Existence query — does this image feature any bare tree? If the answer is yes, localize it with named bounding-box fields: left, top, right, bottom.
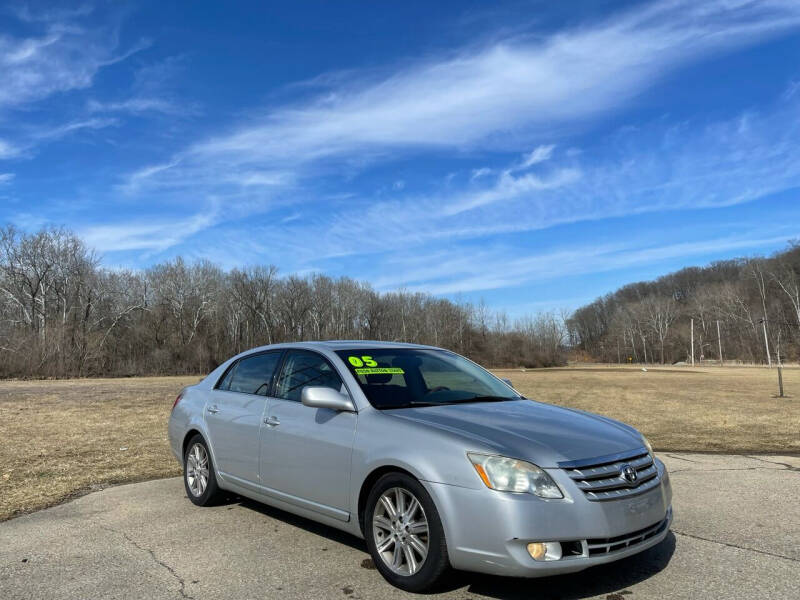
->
left=771, top=242, right=800, bottom=336
left=643, top=296, right=676, bottom=364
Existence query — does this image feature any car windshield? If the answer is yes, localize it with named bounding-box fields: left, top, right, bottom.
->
left=335, top=348, right=521, bottom=410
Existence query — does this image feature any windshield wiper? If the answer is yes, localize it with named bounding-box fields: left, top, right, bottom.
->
left=380, top=396, right=520, bottom=410
left=450, top=395, right=517, bottom=404
left=381, top=401, right=441, bottom=410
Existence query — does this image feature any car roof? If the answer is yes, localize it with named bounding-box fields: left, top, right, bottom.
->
left=313, top=340, right=439, bottom=350
left=239, top=340, right=443, bottom=356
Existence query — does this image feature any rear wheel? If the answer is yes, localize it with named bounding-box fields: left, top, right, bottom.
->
left=365, top=472, right=450, bottom=592
left=183, top=434, right=222, bottom=506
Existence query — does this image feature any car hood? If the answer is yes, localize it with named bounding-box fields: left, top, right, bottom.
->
left=387, top=399, right=643, bottom=467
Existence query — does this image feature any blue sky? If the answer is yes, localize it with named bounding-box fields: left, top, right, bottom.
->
left=1, top=0, right=800, bottom=316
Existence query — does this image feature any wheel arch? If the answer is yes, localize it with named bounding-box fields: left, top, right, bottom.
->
left=357, top=465, right=419, bottom=536
left=182, top=429, right=204, bottom=461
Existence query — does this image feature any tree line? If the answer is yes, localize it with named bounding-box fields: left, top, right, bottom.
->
left=567, top=242, right=800, bottom=365
left=0, top=225, right=567, bottom=378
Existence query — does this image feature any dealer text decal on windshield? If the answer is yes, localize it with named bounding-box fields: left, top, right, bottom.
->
left=354, top=367, right=405, bottom=375
left=348, top=355, right=404, bottom=375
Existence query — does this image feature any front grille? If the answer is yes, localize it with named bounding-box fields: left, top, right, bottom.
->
left=561, top=448, right=659, bottom=501
left=586, top=513, right=670, bottom=555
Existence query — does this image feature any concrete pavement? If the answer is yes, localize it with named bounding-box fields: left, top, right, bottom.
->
left=1, top=453, right=798, bottom=599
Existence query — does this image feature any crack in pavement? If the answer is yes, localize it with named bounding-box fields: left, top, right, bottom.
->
left=668, top=466, right=788, bottom=474
left=665, top=455, right=799, bottom=474
left=746, top=455, right=800, bottom=473
left=672, top=530, right=799, bottom=563
left=663, top=453, right=699, bottom=463
left=100, top=525, right=193, bottom=599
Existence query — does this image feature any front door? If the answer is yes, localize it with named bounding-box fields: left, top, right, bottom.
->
left=204, top=350, right=283, bottom=485
left=259, top=350, right=357, bottom=521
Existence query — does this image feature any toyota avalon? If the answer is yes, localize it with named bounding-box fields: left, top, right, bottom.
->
left=168, top=341, right=672, bottom=591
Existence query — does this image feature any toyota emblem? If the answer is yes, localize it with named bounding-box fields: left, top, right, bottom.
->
left=620, top=464, right=638, bottom=484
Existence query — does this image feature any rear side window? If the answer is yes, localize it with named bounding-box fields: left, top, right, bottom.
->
left=217, top=363, right=237, bottom=390
left=220, top=352, right=282, bottom=396
left=274, top=350, right=344, bottom=402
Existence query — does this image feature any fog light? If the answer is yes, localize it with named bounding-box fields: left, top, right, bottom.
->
left=527, top=542, right=546, bottom=560
left=526, top=541, right=563, bottom=561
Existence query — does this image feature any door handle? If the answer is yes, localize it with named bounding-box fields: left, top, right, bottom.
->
left=207, top=405, right=220, bottom=414
left=264, top=416, right=280, bottom=427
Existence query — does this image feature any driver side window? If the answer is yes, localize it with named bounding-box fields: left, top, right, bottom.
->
left=274, top=350, right=344, bottom=402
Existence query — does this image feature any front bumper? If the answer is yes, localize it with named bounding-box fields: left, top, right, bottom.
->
left=425, top=458, right=673, bottom=577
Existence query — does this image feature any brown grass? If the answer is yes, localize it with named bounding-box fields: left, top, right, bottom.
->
left=0, top=376, right=198, bottom=522
left=1, top=366, right=797, bottom=521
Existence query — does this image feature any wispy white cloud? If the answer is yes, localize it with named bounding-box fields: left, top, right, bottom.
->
left=87, top=97, right=179, bottom=115
left=32, top=117, right=117, bottom=141
left=518, top=145, right=555, bottom=169
left=281, top=212, right=301, bottom=224
left=127, top=0, right=800, bottom=192
left=119, top=159, right=185, bottom=195
left=86, top=55, right=197, bottom=117
left=0, top=6, right=148, bottom=165
left=223, top=90, right=800, bottom=269
left=0, top=118, right=117, bottom=161
left=0, top=173, right=14, bottom=184
left=7, top=0, right=797, bottom=296
left=0, top=139, right=22, bottom=159
left=120, top=159, right=292, bottom=196
left=80, top=208, right=219, bottom=253
left=11, top=3, right=94, bottom=24
left=442, top=167, right=581, bottom=216
left=783, top=79, right=800, bottom=100
left=0, top=24, right=148, bottom=112
left=373, top=234, right=796, bottom=295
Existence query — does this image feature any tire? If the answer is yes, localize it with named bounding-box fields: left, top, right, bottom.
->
left=364, top=472, right=450, bottom=592
left=183, top=434, right=223, bottom=506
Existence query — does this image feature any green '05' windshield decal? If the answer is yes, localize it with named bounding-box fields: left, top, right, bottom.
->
left=348, top=355, right=377, bottom=367
left=354, top=367, right=404, bottom=375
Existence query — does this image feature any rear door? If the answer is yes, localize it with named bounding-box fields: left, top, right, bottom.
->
left=204, top=350, right=283, bottom=485
left=259, top=350, right=357, bottom=520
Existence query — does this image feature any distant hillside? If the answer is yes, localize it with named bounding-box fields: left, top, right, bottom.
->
left=567, top=242, right=800, bottom=364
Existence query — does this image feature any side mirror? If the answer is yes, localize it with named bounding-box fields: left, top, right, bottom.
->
left=501, top=378, right=513, bottom=387
left=301, top=386, right=356, bottom=412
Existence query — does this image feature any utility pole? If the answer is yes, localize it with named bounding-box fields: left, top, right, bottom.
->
left=760, top=317, right=772, bottom=368
left=776, top=329, right=784, bottom=398
left=716, top=320, right=723, bottom=366
left=690, top=318, right=695, bottom=366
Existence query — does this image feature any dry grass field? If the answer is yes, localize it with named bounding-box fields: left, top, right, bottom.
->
left=0, top=376, right=197, bottom=522
left=1, top=365, right=797, bottom=521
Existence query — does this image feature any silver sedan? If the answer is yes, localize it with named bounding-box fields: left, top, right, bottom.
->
left=168, top=341, right=672, bottom=592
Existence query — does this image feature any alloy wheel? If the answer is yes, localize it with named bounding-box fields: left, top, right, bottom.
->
left=372, top=487, right=429, bottom=576
left=186, top=443, right=209, bottom=497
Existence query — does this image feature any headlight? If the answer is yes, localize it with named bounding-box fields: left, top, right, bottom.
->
left=642, top=435, right=654, bottom=457
left=467, top=453, right=563, bottom=499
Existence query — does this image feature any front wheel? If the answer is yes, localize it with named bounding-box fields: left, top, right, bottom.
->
left=365, top=472, right=450, bottom=592
left=183, top=434, right=223, bottom=506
